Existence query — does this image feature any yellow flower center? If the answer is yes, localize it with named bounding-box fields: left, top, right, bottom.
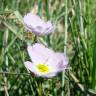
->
left=37, top=64, right=49, bottom=73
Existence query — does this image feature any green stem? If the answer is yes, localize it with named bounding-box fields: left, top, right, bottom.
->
left=38, top=79, right=42, bottom=96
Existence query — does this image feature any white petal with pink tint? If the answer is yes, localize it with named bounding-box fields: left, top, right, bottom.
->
left=23, top=12, right=55, bottom=36
left=27, top=43, right=54, bottom=64
left=24, top=61, right=38, bottom=74
left=46, top=52, right=68, bottom=73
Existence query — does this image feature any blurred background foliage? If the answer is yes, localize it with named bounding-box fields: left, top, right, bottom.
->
left=0, top=0, right=96, bottom=96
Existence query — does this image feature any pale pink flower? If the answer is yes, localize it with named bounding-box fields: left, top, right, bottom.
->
left=24, top=43, right=68, bottom=78
left=23, top=12, right=55, bottom=36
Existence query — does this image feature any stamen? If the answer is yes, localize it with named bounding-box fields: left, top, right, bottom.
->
left=37, top=64, right=49, bottom=73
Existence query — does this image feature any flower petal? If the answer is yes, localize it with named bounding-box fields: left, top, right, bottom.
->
left=24, top=61, right=57, bottom=78
left=44, top=21, right=55, bottom=34
left=23, top=12, right=55, bottom=36
left=27, top=43, right=54, bottom=64
left=46, top=52, right=68, bottom=73
left=41, top=72, right=57, bottom=78
left=23, top=13, right=44, bottom=28
left=24, top=61, right=38, bottom=74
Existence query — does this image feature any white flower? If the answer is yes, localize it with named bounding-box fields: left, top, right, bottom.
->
left=23, top=12, right=55, bottom=36
left=24, top=43, right=68, bottom=78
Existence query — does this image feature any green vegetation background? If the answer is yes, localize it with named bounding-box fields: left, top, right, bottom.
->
left=0, top=0, right=96, bottom=96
